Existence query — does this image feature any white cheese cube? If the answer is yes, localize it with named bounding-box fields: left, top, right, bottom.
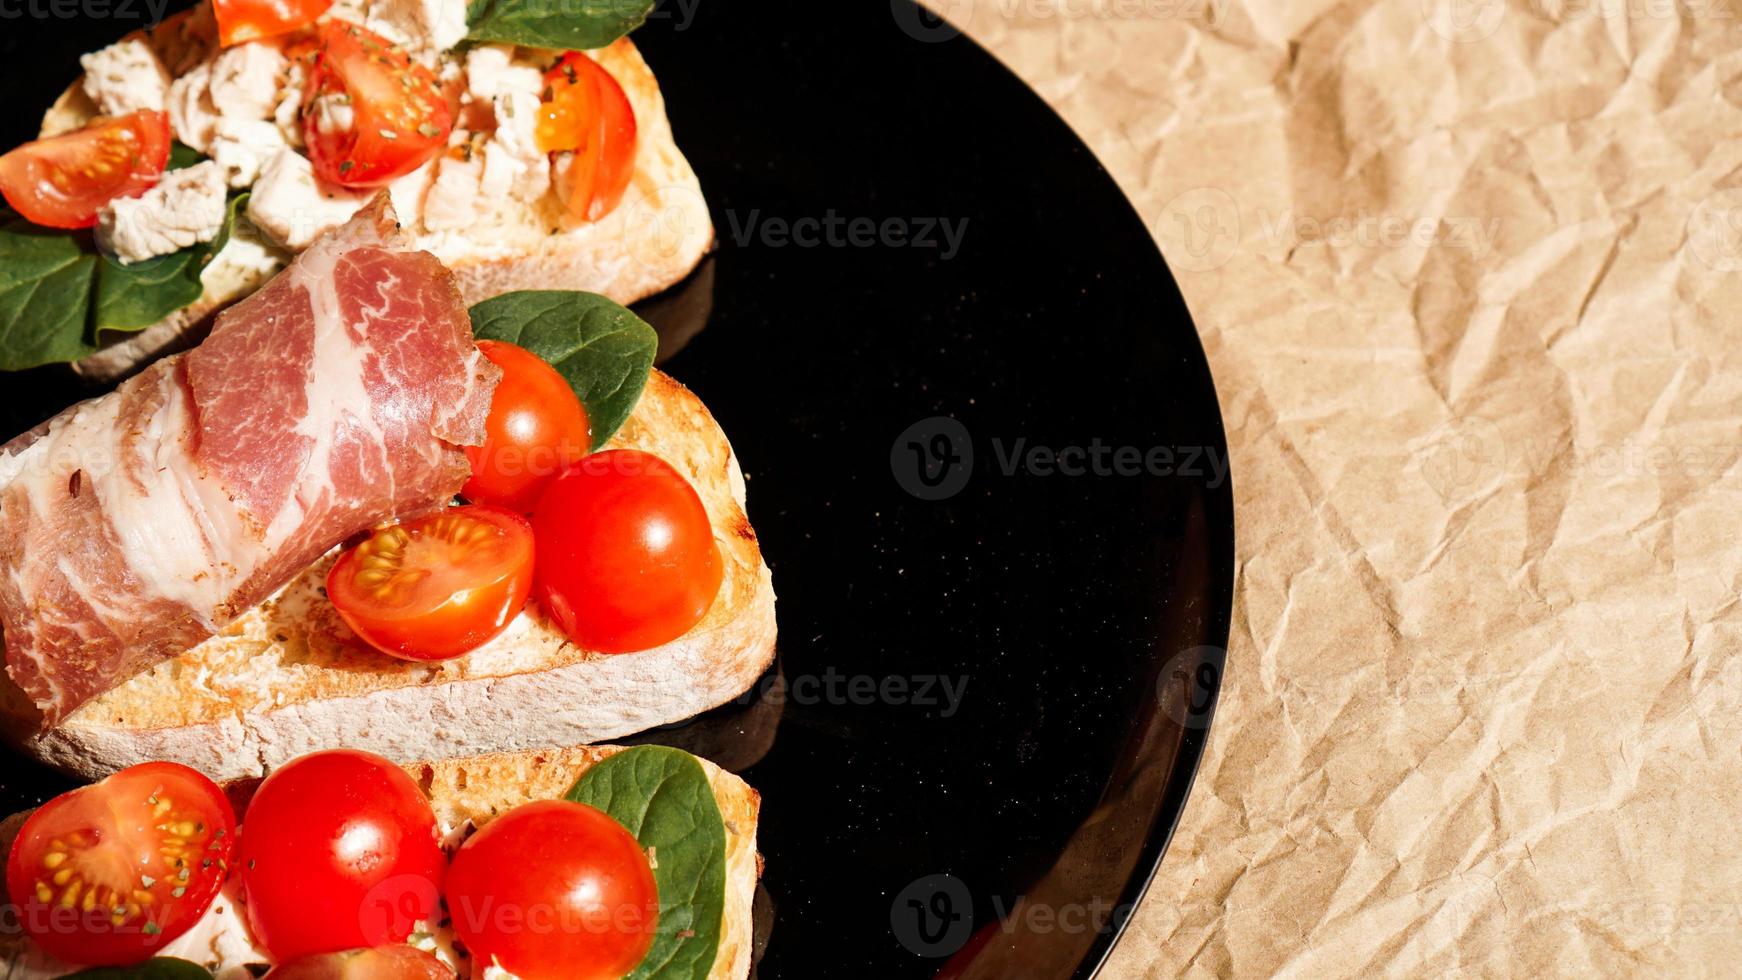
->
left=245, top=149, right=371, bottom=251
left=96, top=161, right=229, bottom=264
left=209, top=42, right=289, bottom=120
left=210, top=117, right=289, bottom=188
left=80, top=38, right=172, bottom=116
left=167, top=62, right=222, bottom=154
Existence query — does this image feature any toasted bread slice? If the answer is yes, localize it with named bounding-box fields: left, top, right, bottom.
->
left=0, top=369, right=778, bottom=780
left=48, top=12, right=714, bottom=382
left=0, top=744, right=761, bottom=978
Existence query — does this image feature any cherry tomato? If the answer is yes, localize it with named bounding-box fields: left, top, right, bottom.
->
left=268, top=945, right=456, bottom=979
left=304, top=21, right=451, bottom=188
left=4, top=763, right=235, bottom=966
left=536, top=53, right=637, bottom=222
left=462, top=341, right=591, bottom=512
left=236, top=750, right=446, bottom=963
left=445, top=800, right=657, bottom=980
left=213, top=0, right=332, bottom=46
left=0, top=110, right=170, bottom=229
left=532, top=450, right=722, bottom=653
left=327, top=505, right=535, bottom=661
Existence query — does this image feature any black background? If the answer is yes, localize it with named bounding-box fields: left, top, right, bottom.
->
left=0, top=2, right=1234, bottom=976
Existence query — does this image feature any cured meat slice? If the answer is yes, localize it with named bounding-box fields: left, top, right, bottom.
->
left=0, top=196, right=499, bottom=724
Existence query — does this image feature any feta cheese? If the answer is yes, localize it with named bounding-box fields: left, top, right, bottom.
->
left=167, top=62, right=222, bottom=153
left=80, top=38, right=172, bottom=116
left=465, top=46, right=543, bottom=103
left=246, top=149, right=371, bottom=251
left=275, top=58, right=309, bottom=149
left=388, top=156, right=439, bottom=225
left=209, top=42, right=289, bottom=120
left=308, top=94, right=356, bottom=137
left=210, top=117, right=289, bottom=188
left=96, top=161, right=229, bottom=264
left=362, top=0, right=470, bottom=54
left=422, top=144, right=484, bottom=231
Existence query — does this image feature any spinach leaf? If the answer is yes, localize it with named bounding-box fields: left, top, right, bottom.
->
left=0, top=217, right=100, bottom=370
left=167, top=142, right=203, bottom=171
left=469, top=290, right=657, bottom=449
left=95, top=193, right=247, bottom=332
left=568, top=746, right=728, bottom=980
left=0, top=193, right=246, bottom=371
left=465, top=0, right=655, bottom=50
left=59, top=959, right=215, bottom=980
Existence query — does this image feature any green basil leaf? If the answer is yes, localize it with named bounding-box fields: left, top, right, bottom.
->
left=567, top=746, right=728, bottom=980
left=167, top=142, right=203, bottom=171
left=468, top=290, right=657, bottom=449
left=0, top=192, right=246, bottom=370
left=94, top=193, right=247, bottom=333
left=59, top=959, right=216, bottom=980
left=0, top=217, right=100, bottom=370
left=465, top=0, right=655, bottom=50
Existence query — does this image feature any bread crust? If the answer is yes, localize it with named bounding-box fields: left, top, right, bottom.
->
left=0, top=370, right=778, bottom=780
left=0, top=744, right=760, bottom=978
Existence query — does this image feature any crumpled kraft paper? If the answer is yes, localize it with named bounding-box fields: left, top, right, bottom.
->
left=934, top=0, right=1742, bottom=974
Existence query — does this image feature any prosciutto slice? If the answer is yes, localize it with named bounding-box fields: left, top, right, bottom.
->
left=0, top=196, right=499, bottom=724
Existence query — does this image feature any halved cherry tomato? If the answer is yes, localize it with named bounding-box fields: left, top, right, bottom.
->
left=4, top=762, right=235, bottom=966
left=536, top=53, right=637, bottom=222
left=213, top=0, right=333, bottom=46
left=236, top=750, right=447, bottom=963
left=328, top=504, right=535, bottom=661
left=304, top=21, right=451, bottom=188
left=268, top=945, right=456, bottom=979
left=445, top=800, right=658, bottom=980
left=532, top=450, right=722, bottom=653
left=462, top=340, right=591, bottom=512
left=0, top=110, right=170, bottom=229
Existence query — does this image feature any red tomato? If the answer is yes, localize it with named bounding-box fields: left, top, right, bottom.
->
left=536, top=53, right=637, bottom=222
left=0, top=110, right=170, bottom=229
left=268, top=945, right=456, bottom=979
left=304, top=22, right=451, bottom=188
left=532, top=450, right=722, bottom=653
left=4, top=763, right=236, bottom=966
left=462, top=340, right=591, bottom=512
left=236, top=750, right=446, bottom=963
left=327, top=505, right=535, bottom=661
left=213, top=0, right=332, bottom=46
left=445, top=800, right=657, bottom=980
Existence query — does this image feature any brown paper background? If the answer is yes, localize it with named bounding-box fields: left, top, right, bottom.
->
left=927, top=0, right=1742, bottom=974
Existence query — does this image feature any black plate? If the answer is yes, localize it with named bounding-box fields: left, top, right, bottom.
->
left=0, top=3, right=1233, bottom=976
